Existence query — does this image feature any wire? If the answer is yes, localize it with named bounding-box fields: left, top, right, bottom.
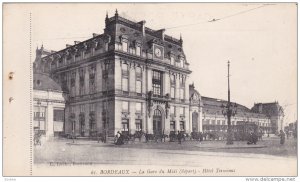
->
left=165, top=4, right=273, bottom=30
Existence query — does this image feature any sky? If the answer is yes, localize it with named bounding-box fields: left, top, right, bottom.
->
left=30, top=3, right=297, bottom=125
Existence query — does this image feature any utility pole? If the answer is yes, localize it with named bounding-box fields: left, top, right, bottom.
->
left=222, top=61, right=237, bottom=145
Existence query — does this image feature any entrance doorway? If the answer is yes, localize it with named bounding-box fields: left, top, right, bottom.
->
left=153, top=109, right=162, bottom=135
left=79, top=113, right=85, bottom=136
left=192, top=112, right=199, bottom=132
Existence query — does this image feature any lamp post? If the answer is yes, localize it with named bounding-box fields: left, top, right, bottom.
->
left=221, top=61, right=237, bottom=145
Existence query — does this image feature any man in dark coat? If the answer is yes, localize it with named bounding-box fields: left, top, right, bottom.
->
left=177, top=131, right=182, bottom=144
left=279, top=130, right=285, bottom=145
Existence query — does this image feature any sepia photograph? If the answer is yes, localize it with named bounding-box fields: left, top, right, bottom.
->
left=2, top=2, right=298, bottom=178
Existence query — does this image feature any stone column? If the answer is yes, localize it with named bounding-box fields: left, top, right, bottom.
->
left=175, top=106, right=180, bottom=132
left=114, top=100, right=122, bottom=135
left=129, top=65, right=136, bottom=92
left=96, top=102, right=103, bottom=134
left=142, top=102, right=147, bottom=132
left=142, top=66, right=147, bottom=94
left=185, top=75, right=189, bottom=101
left=75, top=105, right=80, bottom=134
left=163, top=71, right=170, bottom=96
left=175, top=74, right=179, bottom=99
left=147, top=68, right=152, bottom=92
left=115, top=58, right=122, bottom=90
left=75, top=68, right=79, bottom=96
left=96, top=62, right=102, bottom=92
left=129, top=101, right=136, bottom=134
left=189, top=108, right=193, bottom=133
left=84, top=67, right=89, bottom=95
left=46, top=102, right=54, bottom=138
left=84, top=104, right=90, bottom=136
left=199, top=107, right=203, bottom=132
left=185, top=106, right=190, bottom=133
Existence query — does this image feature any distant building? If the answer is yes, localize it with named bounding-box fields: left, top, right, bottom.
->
left=33, top=11, right=283, bottom=137
left=200, top=95, right=272, bottom=134
left=251, top=102, right=284, bottom=133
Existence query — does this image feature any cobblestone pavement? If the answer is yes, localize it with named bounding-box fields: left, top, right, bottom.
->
left=33, top=136, right=297, bottom=176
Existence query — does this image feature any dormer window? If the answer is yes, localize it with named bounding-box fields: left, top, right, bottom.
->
left=170, top=57, right=175, bottom=65
left=122, top=41, right=128, bottom=52
left=180, top=58, right=184, bottom=68
left=136, top=46, right=141, bottom=56
left=120, top=35, right=129, bottom=52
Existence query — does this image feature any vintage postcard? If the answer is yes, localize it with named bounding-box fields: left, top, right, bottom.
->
left=3, top=3, right=298, bottom=177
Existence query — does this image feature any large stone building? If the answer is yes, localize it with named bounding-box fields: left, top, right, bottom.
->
left=33, top=11, right=283, bottom=138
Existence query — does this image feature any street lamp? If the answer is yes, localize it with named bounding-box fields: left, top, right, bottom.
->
left=221, top=61, right=237, bottom=145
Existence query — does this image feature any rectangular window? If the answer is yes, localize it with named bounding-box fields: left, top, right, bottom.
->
left=180, top=107, right=184, bottom=116
left=80, top=105, right=85, bottom=113
left=152, top=70, right=162, bottom=96
left=122, top=77, right=128, bottom=92
left=53, top=110, right=64, bottom=121
left=122, top=101, right=129, bottom=112
left=180, top=121, right=185, bottom=131
left=212, top=120, right=216, bottom=125
left=136, top=102, right=142, bottom=113
left=122, top=63, right=128, bottom=76
left=180, top=77, right=185, bottom=86
left=171, top=87, right=175, bottom=99
left=136, top=46, right=141, bottom=56
left=136, top=67, right=142, bottom=78
left=170, top=121, right=175, bottom=131
left=136, top=80, right=142, bottom=94
left=170, top=106, right=175, bottom=115
left=170, top=74, right=175, bottom=85
left=180, top=88, right=184, bottom=100
left=89, top=66, right=96, bottom=93
left=71, top=72, right=76, bottom=87
left=206, top=119, right=210, bottom=125
left=34, top=106, right=46, bottom=121
left=122, top=119, right=129, bottom=131
left=135, top=119, right=142, bottom=130
left=79, top=68, right=85, bottom=95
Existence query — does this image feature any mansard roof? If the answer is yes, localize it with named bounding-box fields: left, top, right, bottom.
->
left=201, top=96, right=269, bottom=119
left=33, top=73, right=62, bottom=92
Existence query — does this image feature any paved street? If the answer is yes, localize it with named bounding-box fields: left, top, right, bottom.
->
left=33, top=136, right=297, bottom=176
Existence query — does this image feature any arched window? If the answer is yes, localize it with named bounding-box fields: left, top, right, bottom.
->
left=153, top=109, right=162, bottom=117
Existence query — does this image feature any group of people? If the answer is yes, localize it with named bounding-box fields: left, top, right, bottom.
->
left=113, top=129, right=288, bottom=145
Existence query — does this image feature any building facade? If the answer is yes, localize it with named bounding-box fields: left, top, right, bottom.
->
left=34, top=11, right=201, bottom=137
left=33, top=11, right=282, bottom=137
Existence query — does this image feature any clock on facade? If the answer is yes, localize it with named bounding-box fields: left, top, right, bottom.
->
left=154, top=48, right=162, bottom=57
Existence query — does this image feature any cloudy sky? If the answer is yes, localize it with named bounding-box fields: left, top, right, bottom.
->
left=29, top=3, right=297, bottom=125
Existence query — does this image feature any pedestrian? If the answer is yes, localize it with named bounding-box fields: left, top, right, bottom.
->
left=279, top=130, right=285, bottom=145
left=199, top=132, right=203, bottom=144
left=116, top=131, right=123, bottom=145
left=177, top=130, right=182, bottom=144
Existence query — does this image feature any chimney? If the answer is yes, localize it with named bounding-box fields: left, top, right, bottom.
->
left=74, top=41, right=81, bottom=45
left=138, top=20, right=146, bottom=37
left=157, top=29, right=165, bottom=41
left=66, top=44, right=72, bottom=48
